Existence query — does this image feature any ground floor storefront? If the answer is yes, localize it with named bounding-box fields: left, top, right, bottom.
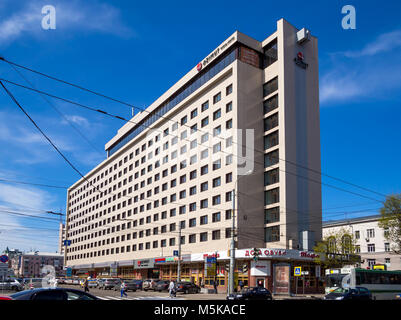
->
left=67, top=248, right=325, bottom=294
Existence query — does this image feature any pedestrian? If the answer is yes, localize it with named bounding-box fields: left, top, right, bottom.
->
left=213, top=278, right=218, bottom=294
left=84, top=278, right=89, bottom=293
left=120, top=281, right=128, bottom=298
left=239, top=280, right=244, bottom=292
left=168, top=280, right=175, bottom=298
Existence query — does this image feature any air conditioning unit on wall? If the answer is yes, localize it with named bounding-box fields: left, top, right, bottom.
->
left=296, top=28, right=311, bottom=45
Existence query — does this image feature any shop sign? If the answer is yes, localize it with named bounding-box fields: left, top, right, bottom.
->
left=251, top=260, right=271, bottom=276
left=134, top=259, right=154, bottom=269
left=155, top=258, right=166, bottom=264
left=196, top=35, right=236, bottom=71
left=245, top=249, right=287, bottom=257
left=299, top=251, right=320, bottom=259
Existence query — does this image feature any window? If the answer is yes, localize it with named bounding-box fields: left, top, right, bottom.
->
left=213, top=159, right=221, bottom=170
left=201, top=101, right=209, bottom=112
left=212, top=230, right=221, bottom=240
left=385, top=243, right=390, bottom=252
left=213, top=92, right=221, bottom=104
left=200, top=215, right=208, bottom=225
left=213, top=177, right=221, bottom=187
left=190, top=170, right=197, bottom=180
left=212, top=195, right=221, bottom=205
left=265, top=207, right=280, bottom=224
left=264, top=131, right=279, bottom=149
left=213, top=142, right=221, bottom=153
left=355, top=230, right=360, bottom=239
left=191, top=108, right=198, bottom=119
left=189, top=234, right=196, bottom=243
left=265, top=150, right=279, bottom=167
left=201, top=117, right=209, bottom=127
left=226, top=84, right=233, bottom=95
left=264, top=94, right=278, bottom=114
left=213, top=126, right=221, bottom=137
left=189, top=218, right=196, bottom=227
left=201, top=149, right=208, bottom=159
left=181, top=116, right=187, bottom=125
left=263, top=77, right=278, bottom=97
left=212, top=212, right=221, bottom=222
left=264, top=113, right=278, bottom=131
left=263, top=39, right=278, bottom=68
left=367, top=244, right=375, bottom=252
left=265, top=188, right=279, bottom=205
left=190, top=124, right=197, bottom=134
left=265, top=225, right=280, bottom=242
left=200, top=232, right=208, bottom=242
left=201, top=182, right=208, bottom=192
left=226, top=119, right=233, bottom=129
left=213, top=109, right=221, bottom=120
left=200, top=199, right=208, bottom=209
left=226, top=172, right=232, bottom=183
left=264, top=168, right=279, bottom=186
left=226, top=102, right=233, bottom=113
left=367, top=229, right=375, bottom=238
left=355, top=245, right=360, bottom=253
left=201, top=165, right=208, bottom=175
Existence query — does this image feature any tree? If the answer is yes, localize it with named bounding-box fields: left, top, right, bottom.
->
left=378, top=194, right=401, bottom=254
left=313, top=227, right=360, bottom=269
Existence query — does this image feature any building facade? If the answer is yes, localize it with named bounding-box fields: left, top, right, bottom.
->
left=323, top=215, right=401, bottom=271
left=12, top=252, right=64, bottom=278
left=65, top=19, right=323, bottom=294
left=58, top=223, right=66, bottom=255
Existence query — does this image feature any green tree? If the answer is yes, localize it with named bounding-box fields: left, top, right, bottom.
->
left=313, top=227, right=360, bottom=269
left=378, top=194, right=401, bottom=254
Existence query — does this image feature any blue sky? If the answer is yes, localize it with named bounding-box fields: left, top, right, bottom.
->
left=0, top=0, right=400, bottom=252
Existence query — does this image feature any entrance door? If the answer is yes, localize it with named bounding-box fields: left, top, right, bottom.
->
left=256, top=278, right=265, bottom=288
left=273, top=264, right=290, bottom=294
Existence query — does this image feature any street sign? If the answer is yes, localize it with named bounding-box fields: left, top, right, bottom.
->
left=294, top=266, right=302, bottom=276
left=63, top=240, right=71, bottom=246
left=173, top=250, right=179, bottom=257
left=0, top=255, right=9, bottom=263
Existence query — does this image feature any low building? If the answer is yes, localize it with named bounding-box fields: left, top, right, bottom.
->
left=13, top=252, right=64, bottom=278
left=323, top=215, right=401, bottom=270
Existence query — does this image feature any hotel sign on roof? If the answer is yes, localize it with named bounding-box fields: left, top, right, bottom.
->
left=197, top=35, right=236, bottom=71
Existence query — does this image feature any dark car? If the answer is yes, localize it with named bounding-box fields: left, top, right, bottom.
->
left=122, top=280, right=139, bottom=292
left=175, top=281, right=200, bottom=294
left=3, top=288, right=99, bottom=300
left=227, top=287, right=273, bottom=300
left=99, top=278, right=120, bottom=290
left=154, top=280, right=170, bottom=292
left=323, top=287, right=372, bottom=300
left=131, top=280, right=143, bottom=291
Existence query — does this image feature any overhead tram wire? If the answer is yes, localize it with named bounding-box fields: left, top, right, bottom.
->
left=0, top=57, right=387, bottom=199
left=0, top=209, right=61, bottom=222
left=0, top=77, right=385, bottom=205
left=8, top=63, right=105, bottom=155
left=0, top=178, right=67, bottom=189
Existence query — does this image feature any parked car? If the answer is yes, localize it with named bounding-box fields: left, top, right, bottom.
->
left=154, top=280, right=170, bottom=292
left=175, top=281, right=200, bottom=294
left=323, top=287, right=372, bottom=300
left=123, top=280, right=139, bottom=292
left=87, top=279, right=98, bottom=288
left=131, top=280, right=143, bottom=291
left=0, top=279, right=23, bottom=291
left=27, top=278, right=44, bottom=289
left=99, top=278, right=120, bottom=290
left=2, top=288, right=99, bottom=300
left=227, top=287, right=273, bottom=300
left=142, top=279, right=159, bottom=291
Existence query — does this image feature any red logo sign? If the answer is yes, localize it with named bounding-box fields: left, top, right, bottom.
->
left=297, top=52, right=304, bottom=61
left=196, top=63, right=203, bottom=71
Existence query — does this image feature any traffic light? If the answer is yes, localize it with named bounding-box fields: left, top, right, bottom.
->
left=252, top=248, right=260, bottom=262
left=242, top=264, right=248, bottom=273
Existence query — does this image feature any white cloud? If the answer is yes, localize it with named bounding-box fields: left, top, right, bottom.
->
left=342, top=30, right=401, bottom=58
left=320, top=29, right=401, bottom=105
left=61, top=114, right=89, bottom=127
left=0, top=0, right=133, bottom=46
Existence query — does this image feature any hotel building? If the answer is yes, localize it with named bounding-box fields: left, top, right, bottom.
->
left=65, top=19, right=323, bottom=294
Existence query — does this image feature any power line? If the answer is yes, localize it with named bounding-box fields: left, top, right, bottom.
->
left=0, top=77, right=385, bottom=206
left=0, top=58, right=387, bottom=199
left=8, top=63, right=105, bottom=155
left=0, top=209, right=61, bottom=222
left=0, top=178, right=67, bottom=189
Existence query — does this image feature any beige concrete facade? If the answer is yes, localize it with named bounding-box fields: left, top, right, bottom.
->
left=64, top=19, right=322, bottom=272
left=323, top=215, right=401, bottom=271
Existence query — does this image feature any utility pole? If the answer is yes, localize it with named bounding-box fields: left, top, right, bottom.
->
left=229, top=189, right=236, bottom=295
left=177, top=222, right=182, bottom=282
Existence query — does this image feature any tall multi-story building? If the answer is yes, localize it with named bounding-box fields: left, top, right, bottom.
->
left=323, top=215, right=401, bottom=271
left=58, top=223, right=66, bottom=255
left=65, top=19, right=323, bottom=294
left=12, top=252, right=64, bottom=278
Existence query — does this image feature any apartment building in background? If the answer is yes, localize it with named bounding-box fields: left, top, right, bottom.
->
left=65, top=19, right=323, bottom=294
left=58, top=223, right=66, bottom=256
left=323, top=215, right=401, bottom=271
left=11, top=252, right=64, bottom=278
